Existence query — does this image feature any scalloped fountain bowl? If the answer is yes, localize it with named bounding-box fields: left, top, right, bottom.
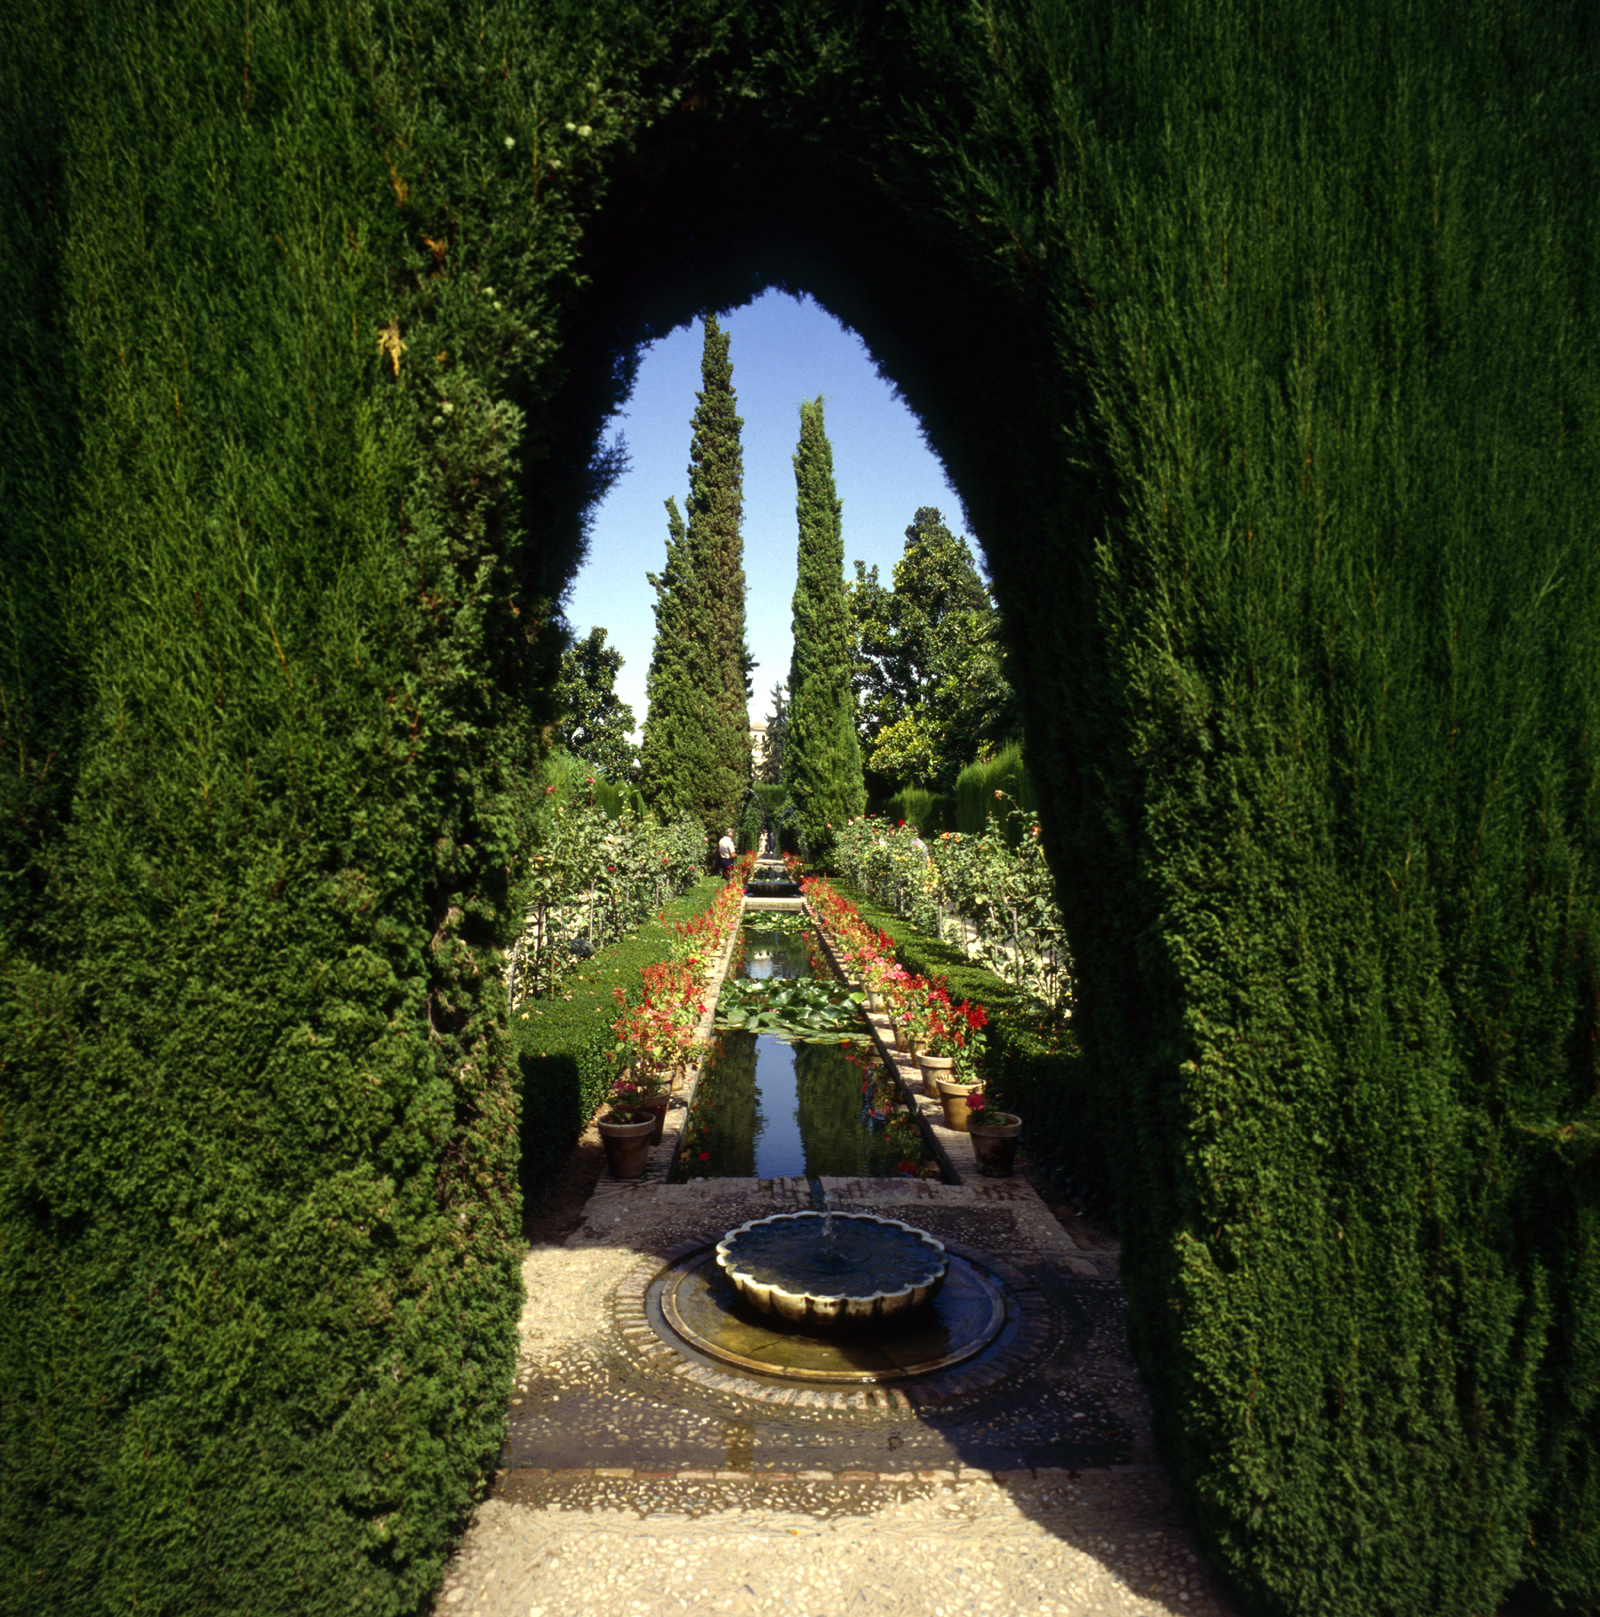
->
left=715, top=1211, right=948, bottom=1332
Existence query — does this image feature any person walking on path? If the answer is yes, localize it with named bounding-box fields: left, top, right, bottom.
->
left=717, top=828, right=736, bottom=879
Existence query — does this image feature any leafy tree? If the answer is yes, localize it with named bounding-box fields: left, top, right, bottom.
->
left=758, top=681, right=788, bottom=785
left=554, top=626, right=638, bottom=781
left=850, top=506, right=1019, bottom=794
left=784, top=396, right=865, bottom=862
left=638, top=497, right=702, bottom=818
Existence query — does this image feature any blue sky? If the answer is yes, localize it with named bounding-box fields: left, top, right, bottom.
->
left=561, top=288, right=965, bottom=736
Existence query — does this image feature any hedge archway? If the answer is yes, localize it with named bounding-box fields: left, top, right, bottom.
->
left=3, top=3, right=1595, bottom=1613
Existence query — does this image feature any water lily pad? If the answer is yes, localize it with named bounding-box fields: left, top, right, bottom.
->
left=714, top=974, right=870, bottom=1043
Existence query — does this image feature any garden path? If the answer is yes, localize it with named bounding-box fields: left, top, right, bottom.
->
left=429, top=1152, right=1237, bottom=1617
left=430, top=897, right=1234, bottom=1616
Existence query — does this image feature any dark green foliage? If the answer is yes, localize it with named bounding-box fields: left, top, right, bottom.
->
left=0, top=1, right=566, bottom=1605
left=758, top=682, right=789, bottom=785
left=4, top=0, right=1598, bottom=1611
left=555, top=626, right=639, bottom=782
left=784, top=397, right=865, bottom=866
left=955, top=745, right=1036, bottom=843
left=511, top=880, right=719, bottom=1209
left=639, top=498, right=704, bottom=821
left=686, top=315, right=756, bottom=838
left=640, top=319, right=754, bottom=837
left=881, top=787, right=954, bottom=836
left=850, top=508, right=1019, bottom=795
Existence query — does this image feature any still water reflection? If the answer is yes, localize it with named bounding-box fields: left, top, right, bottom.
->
left=677, top=920, right=917, bottom=1180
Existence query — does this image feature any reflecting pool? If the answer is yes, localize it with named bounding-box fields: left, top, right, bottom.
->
left=676, top=919, right=935, bottom=1181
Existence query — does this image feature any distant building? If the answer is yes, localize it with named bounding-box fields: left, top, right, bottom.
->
left=749, top=718, right=768, bottom=776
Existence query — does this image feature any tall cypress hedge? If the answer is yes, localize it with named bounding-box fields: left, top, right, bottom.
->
left=3, top=2, right=1596, bottom=1613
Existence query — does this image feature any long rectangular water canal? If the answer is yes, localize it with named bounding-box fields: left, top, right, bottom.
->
left=676, top=914, right=935, bottom=1182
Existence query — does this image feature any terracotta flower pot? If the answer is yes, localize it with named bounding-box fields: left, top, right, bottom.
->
left=918, top=1052, right=955, bottom=1100
left=968, top=1113, right=1022, bottom=1176
left=635, top=1094, right=670, bottom=1145
left=936, top=1077, right=980, bottom=1131
left=597, top=1113, right=655, bottom=1178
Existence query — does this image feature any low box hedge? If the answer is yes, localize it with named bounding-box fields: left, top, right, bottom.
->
left=832, top=884, right=1110, bottom=1215
left=511, top=878, right=722, bottom=1211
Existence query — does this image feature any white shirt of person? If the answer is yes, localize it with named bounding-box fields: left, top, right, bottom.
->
left=718, top=833, right=735, bottom=860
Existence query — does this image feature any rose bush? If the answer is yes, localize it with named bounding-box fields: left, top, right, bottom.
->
left=508, top=779, right=707, bottom=1006
left=834, top=801, right=1073, bottom=1020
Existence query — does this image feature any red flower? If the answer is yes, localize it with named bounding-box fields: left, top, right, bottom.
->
left=698, top=1151, right=710, bottom=1161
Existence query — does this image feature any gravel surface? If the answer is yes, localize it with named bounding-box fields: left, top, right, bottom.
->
left=436, top=1474, right=1222, bottom=1616
left=428, top=1151, right=1239, bottom=1617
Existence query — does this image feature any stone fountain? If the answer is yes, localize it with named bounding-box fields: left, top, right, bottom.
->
left=715, top=1210, right=947, bottom=1331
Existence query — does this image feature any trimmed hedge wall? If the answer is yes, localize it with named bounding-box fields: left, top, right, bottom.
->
left=512, top=878, right=721, bottom=1205
left=4, top=2, right=1597, bottom=1613
left=834, top=886, right=1108, bottom=1213
left=881, top=787, right=954, bottom=837
left=954, top=746, right=1035, bottom=843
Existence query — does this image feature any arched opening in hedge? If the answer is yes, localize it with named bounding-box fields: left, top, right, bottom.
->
left=3, top=6, right=1594, bottom=1615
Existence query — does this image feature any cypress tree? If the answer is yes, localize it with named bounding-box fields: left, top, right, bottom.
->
left=639, top=497, right=701, bottom=819
left=681, top=314, right=754, bottom=841
left=5, top=7, right=1598, bottom=1613
left=784, top=396, right=866, bottom=864
left=759, top=681, right=788, bottom=785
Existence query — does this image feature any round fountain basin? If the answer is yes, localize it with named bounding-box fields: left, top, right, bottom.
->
left=715, top=1212, right=947, bottom=1331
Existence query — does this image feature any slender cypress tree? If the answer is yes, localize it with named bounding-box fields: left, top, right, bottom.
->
left=638, top=497, right=701, bottom=818
left=759, top=681, right=788, bottom=785
left=784, top=396, right=865, bottom=864
left=681, top=313, right=754, bottom=840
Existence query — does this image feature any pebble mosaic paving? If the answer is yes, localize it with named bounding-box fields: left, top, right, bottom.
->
left=431, top=1172, right=1240, bottom=1616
